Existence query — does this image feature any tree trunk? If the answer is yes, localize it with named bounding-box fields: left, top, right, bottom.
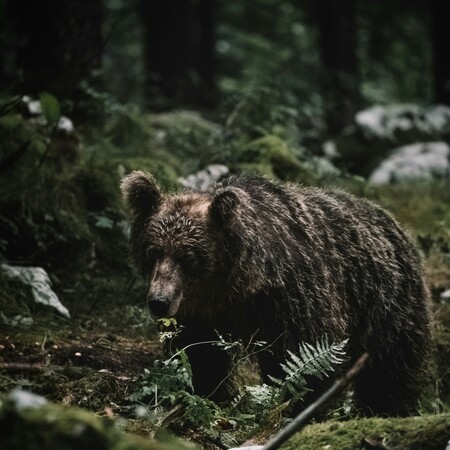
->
left=196, top=0, right=216, bottom=107
left=317, top=0, right=360, bottom=133
left=141, top=0, right=216, bottom=110
left=13, top=0, right=103, bottom=98
left=431, top=0, right=450, bottom=105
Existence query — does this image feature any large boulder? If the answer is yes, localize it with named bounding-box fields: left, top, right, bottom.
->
left=327, top=104, right=450, bottom=176
left=369, top=141, right=450, bottom=185
left=355, top=104, right=450, bottom=141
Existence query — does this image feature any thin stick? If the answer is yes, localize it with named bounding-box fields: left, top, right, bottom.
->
left=0, top=362, right=90, bottom=376
left=262, top=353, right=369, bottom=450
left=0, top=362, right=49, bottom=373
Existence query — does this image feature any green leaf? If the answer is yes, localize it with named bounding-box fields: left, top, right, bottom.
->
left=158, top=317, right=177, bottom=328
left=38, top=92, right=61, bottom=124
left=94, top=215, right=114, bottom=229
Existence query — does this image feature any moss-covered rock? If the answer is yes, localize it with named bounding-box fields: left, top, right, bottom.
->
left=118, top=156, right=181, bottom=191
left=105, top=105, right=154, bottom=151
left=148, top=110, right=222, bottom=174
left=281, top=414, right=450, bottom=450
left=67, top=164, right=123, bottom=213
left=0, top=390, right=195, bottom=450
left=94, top=106, right=211, bottom=189
left=0, top=161, right=126, bottom=270
left=236, top=135, right=332, bottom=184
left=239, top=135, right=304, bottom=180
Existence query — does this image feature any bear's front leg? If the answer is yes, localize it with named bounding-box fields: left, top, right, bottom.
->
left=172, top=324, right=240, bottom=402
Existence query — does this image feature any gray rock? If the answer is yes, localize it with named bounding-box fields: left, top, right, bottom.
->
left=1, top=264, right=70, bottom=318
left=57, top=116, right=74, bottom=133
left=329, top=104, right=450, bottom=176
left=178, top=164, right=229, bottom=190
left=8, top=389, right=48, bottom=411
left=369, top=142, right=450, bottom=185
left=355, top=104, right=450, bottom=141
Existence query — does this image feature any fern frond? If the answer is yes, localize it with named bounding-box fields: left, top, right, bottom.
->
left=274, top=336, right=348, bottom=402
left=268, top=374, right=284, bottom=387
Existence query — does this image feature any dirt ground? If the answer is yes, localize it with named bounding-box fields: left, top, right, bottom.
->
left=0, top=316, right=162, bottom=416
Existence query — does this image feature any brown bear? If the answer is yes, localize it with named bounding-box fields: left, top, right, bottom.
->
left=121, top=171, right=432, bottom=416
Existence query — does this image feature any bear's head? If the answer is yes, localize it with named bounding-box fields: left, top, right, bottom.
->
left=121, top=171, right=248, bottom=318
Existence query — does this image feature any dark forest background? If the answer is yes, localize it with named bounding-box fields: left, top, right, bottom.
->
left=1, top=0, right=449, bottom=127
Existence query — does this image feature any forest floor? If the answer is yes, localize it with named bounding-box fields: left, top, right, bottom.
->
left=0, top=312, right=162, bottom=416
left=0, top=311, right=253, bottom=449
left=1, top=182, right=450, bottom=449
left=1, top=109, right=450, bottom=448
left=1, top=286, right=450, bottom=449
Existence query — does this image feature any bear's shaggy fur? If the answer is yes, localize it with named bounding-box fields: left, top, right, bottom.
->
left=121, top=171, right=432, bottom=416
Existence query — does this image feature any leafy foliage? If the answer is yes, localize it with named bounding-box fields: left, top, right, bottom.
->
left=129, top=332, right=348, bottom=433
left=128, top=348, right=219, bottom=429
left=128, top=352, right=193, bottom=405
left=269, top=336, right=348, bottom=404
left=38, top=92, right=60, bottom=124
left=227, top=337, right=348, bottom=426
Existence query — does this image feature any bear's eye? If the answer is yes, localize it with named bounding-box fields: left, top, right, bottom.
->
left=177, top=249, right=198, bottom=269
left=145, top=246, right=162, bottom=266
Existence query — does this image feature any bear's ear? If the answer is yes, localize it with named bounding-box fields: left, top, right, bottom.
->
left=120, top=170, right=161, bottom=217
left=210, top=188, right=244, bottom=227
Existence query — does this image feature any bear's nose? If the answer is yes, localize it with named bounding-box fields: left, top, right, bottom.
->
left=148, top=295, right=171, bottom=317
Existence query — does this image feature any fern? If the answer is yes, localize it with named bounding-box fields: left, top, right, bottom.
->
left=269, top=336, right=348, bottom=403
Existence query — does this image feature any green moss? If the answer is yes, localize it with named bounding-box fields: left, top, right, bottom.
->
left=148, top=110, right=222, bottom=174
left=68, top=164, right=122, bottom=213
left=281, top=414, right=450, bottom=450
left=237, top=161, right=278, bottom=178
left=366, top=184, right=450, bottom=236
left=360, top=183, right=450, bottom=291
left=0, top=114, right=47, bottom=193
left=106, top=105, right=154, bottom=150
left=118, top=156, right=181, bottom=191
left=238, top=135, right=316, bottom=183
left=0, top=392, right=191, bottom=449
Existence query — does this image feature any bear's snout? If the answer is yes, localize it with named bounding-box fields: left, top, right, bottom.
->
left=148, top=294, right=171, bottom=317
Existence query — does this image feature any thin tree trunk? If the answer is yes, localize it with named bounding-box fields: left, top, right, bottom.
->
left=141, top=0, right=216, bottom=110
left=13, top=0, right=103, bottom=98
left=431, top=0, right=450, bottom=105
left=317, top=0, right=360, bottom=133
left=196, top=0, right=216, bottom=107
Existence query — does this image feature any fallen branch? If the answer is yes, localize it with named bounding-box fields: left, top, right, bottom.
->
left=262, top=352, right=369, bottom=450
left=0, top=362, right=51, bottom=373
left=0, top=362, right=90, bottom=377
